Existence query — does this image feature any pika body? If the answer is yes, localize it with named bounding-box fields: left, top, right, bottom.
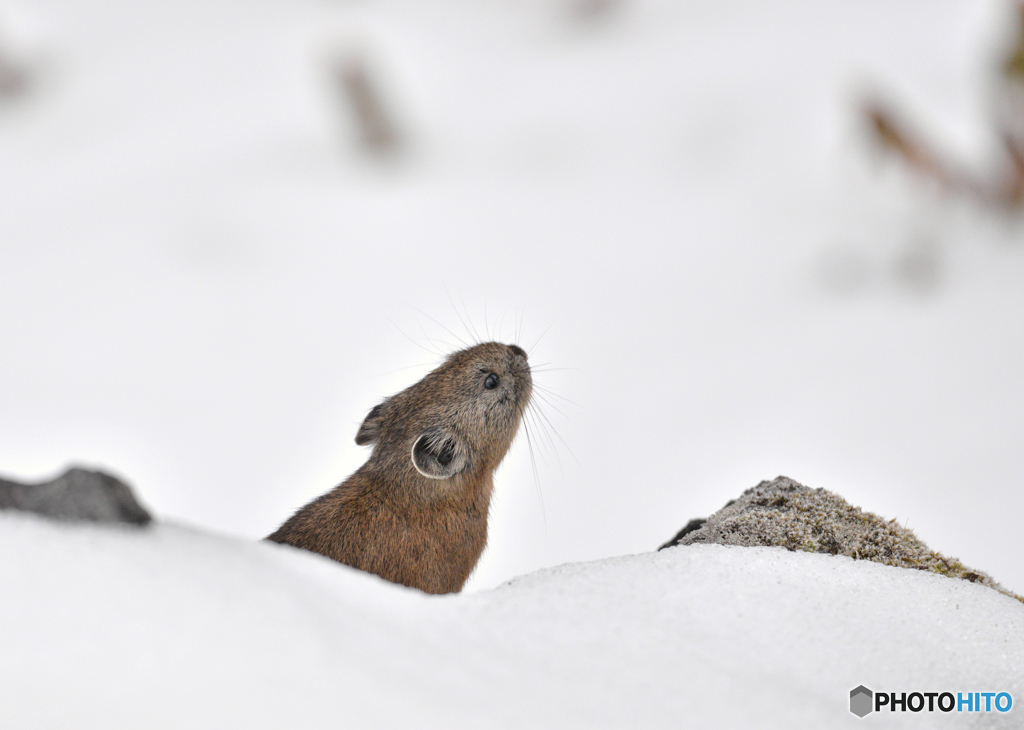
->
left=268, top=342, right=532, bottom=594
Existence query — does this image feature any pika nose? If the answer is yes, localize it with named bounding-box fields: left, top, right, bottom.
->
left=508, top=344, right=528, bottom=360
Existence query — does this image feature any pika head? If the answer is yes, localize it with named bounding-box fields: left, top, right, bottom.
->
left=355, top=342, right=532, bottom=487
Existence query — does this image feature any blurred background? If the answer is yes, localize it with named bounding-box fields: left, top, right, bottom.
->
left=1, top=0, right=1022, bottom=593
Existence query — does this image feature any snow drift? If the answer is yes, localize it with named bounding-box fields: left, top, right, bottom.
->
left=0, top=513, right=1019, bottom=729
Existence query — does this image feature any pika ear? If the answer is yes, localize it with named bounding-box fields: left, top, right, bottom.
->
left=355, top=403, right=386, bottom=446
left=411, top=431, right=468, bottom=480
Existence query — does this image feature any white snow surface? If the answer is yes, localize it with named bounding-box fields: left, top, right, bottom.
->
left=0, top=513, right=1020, bottom=729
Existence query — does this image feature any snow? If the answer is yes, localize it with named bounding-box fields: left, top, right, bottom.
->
left=0, top=512, right=1020, bottom=728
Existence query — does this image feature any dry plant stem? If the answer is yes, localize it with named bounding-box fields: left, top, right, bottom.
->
left=863, top=5, right=1024, bottom=212
left=335, top=58, right=401, bottom=155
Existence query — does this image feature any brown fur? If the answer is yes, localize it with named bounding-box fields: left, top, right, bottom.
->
left=267, top=342, right=532, bottom=594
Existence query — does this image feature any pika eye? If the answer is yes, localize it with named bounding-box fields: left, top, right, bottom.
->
left=484, top=373, right=499, bottom=390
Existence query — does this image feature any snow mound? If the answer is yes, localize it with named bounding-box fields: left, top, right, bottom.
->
left=0, top=513, right=1020, bottom=729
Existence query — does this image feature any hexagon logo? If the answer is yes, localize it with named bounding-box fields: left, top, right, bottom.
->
left=850, top=685, right=873, bottom=717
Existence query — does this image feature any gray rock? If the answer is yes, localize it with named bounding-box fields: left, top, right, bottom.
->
left=661, top=476, right=1022, bottom=604
left=0, top=467, right=152, bottom=526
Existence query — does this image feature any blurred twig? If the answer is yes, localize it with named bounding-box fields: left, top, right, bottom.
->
left=864, top=102, right=964, bottom=191
left=999, top=2, right=1024, bottom=206
left=570, top=0, right=622, bottom=25
left=864, top=2, right=1024, bottom=210
left=332, top=56, right=402, bottom=156
left=0, top=43, right=30, bottom=101
left=1003, top=2, right=1024, bottom=82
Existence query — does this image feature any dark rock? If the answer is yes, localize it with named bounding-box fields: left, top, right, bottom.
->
left=0, top=467, right=152, bottom=526
left=661, top=476, right=1022, bottom=604
left=658, top=518, right=706, bottom=550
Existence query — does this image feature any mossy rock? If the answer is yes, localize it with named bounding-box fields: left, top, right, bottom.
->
left=662, top=476, right=1022, bottom=605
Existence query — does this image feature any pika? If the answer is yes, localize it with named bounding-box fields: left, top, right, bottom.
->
left=268, top=342, right=532, bottom=594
